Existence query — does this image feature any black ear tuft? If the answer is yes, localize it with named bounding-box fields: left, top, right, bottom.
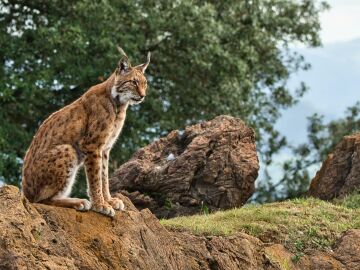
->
left=118, top=57, right=130, bottom=74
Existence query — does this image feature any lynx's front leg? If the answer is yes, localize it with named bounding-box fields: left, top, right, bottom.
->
left=102, top=149, right=124, bottom=211
left=85, top=150, right=115, bottom=217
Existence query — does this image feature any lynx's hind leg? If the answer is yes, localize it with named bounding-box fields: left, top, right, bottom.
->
left=24, top=144, right=77, bottom=202
left=32, top=144, right=91, bottom=211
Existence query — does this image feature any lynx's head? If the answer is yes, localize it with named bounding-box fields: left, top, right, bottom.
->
left=111, top=47, right=150, bottom=106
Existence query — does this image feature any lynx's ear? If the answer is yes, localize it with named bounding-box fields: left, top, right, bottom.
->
left=117, top=46, right=131, bottom=74
left=117, top=57, right=130, bottom=74
left=136, top=51, right=151, bottom=73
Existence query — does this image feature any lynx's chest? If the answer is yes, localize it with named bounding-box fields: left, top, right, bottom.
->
left=105, top=110, right=127, bottom=150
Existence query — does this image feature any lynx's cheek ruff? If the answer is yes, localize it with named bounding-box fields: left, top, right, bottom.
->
left=111, top=86, right=144, bottom=105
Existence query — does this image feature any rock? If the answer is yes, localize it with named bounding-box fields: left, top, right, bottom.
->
left=298, top=230, right=360, bottom=270
left=309, top=133, right=360, bottom=200
left=333, top=230, right=360, bottom=270
left=264, top=244, right=300, bottom=270
left=0, top=185, right=271, bottom=269
left=110, top=115, right=259, bottom=218
left=299, top=250, right=344, bottom=270
left=0, top=185, right=359, bottom=270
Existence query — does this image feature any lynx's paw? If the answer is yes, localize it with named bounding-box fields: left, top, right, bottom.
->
left=75, top=199, right=92, bottom=211
left=92, top=202, right=115, bottom=217
left=108, top=197, right=125, bottom=211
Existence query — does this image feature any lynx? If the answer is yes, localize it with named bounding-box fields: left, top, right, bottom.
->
left=22, top=48, right=150, bottom=217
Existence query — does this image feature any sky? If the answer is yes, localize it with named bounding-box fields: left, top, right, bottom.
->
left=320, top=0, right=360, bottom=44
left=269, top=0, right=360, bottom=180
left=278, top=0, right=360, bottom=143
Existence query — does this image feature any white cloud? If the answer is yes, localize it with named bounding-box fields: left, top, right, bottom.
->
left=320, top=0, right=360, bottom=44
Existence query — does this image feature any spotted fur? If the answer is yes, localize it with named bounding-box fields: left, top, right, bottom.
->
left=22, top=49, right=150, bottom=217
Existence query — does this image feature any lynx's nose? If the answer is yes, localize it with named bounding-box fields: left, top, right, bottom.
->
left=139, top=93, right=145, bottom=98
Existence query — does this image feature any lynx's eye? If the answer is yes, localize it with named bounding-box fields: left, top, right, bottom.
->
left=132, top=80, right=138, bottom=86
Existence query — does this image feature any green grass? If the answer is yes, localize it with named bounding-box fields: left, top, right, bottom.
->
left=335, top=191, right=360, bottom=209
left=161, top=195, right=360, bottom=253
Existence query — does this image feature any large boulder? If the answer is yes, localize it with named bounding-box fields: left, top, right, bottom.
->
left=110, top=115, right=259, bottom=218
left=309, top=133, right=360, bottom=200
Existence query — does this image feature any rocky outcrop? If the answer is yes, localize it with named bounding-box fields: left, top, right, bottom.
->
left=309, top=133, right=360, bottom=200
left=1, top=185, right=359, bottom=270
left=0, top=185, right=270, bottom=270
left=296, top=229, right=360, bottom=270
left=110, top=115, right=259, bottom=218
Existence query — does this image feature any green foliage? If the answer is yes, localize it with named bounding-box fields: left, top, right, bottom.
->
left=335, top=191, right=360, bottom=209
left=0, top=1, right=328, bottom=191
left=200, top=203, right=209, bottom=215
left=291, top=251, right=304, bottom=264
left=164, top=198, right=172, bottom=210
left=255, top=102, right=360, bottom=203
left=291, top=233, right=315, bottom=263
left=161, top=197, right=360, bottom=252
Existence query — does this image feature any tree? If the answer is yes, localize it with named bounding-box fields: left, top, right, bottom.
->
left=0, top=0, right=328, bottom=194
left=255, top=101, right=360, bottom=203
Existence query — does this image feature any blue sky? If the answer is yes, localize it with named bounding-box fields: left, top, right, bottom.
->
left=268, top=0, right=360, bottom=180
left=278, top=0, right=360, bottom=143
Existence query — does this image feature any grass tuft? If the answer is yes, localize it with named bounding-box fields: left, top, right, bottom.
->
left=335, top=192, right=360, bottom=209
left=161, top=197, right=360, bottom=253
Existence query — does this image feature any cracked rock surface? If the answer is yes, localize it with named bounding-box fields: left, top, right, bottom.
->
left=309, top=133, right=360, bottom=200
left=110, top=115, right=259, bottom=218
left=1, top=185, right=359, bottom=270
left=0, top=185, right=273, bottom=270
